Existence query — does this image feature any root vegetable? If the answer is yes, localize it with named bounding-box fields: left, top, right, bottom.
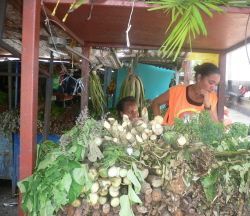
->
left=102, top=203, right=111, bottom=214
left=98, top=196, right=107, bottom=205
left=122, top=114, right=130, bottom=122
left=91, top=182, right=100, bottom=193
left=93, top=203, right=100, bottom=210
left=119, top=168, right=128, bottom=178
left=89, top=193, right=99, bottom=205
left=108, top=118, right=116, bottom=124
left=111, top=177, right=122, bottom=187
left=145, top=129, right=153, bottom=135
left=141, top=168, right=149, bottom=179
left=142, top=182, right=152, bottom=195
left=89, top=168, right=98, bottom=181
left=142, top=132, right=148, bottom=140
left=117, top=125, right=124, bottom=132
left=104, top=136, right=113, bottom=141
left=99, top=188, right=109, bottom=196
left=94, top=137, right=103, bottom=146
left=147, top=175, right=163, bottom=188
left=177, top=135, right=187, bottom=146
left=110, top=197, right=120, bottom=207
left=126, top=147, right=133, bottom=155
left=104, top=121, right=111, bottom=130
left=145, top=193, right=152, bottom=204
left=98, top=168, right=108, bottom=178
left=131, top=128, right=138, bottom=135
left=136, top=205, right=148, bottom=214
left=109, top=186, right=120, bottom=197
left=155, top=168, right=163, bottom=176
left=150, top=134, right=157, bottom=141
left=154, top=115, right=164, bottom=124
left=71, top=199, right=81, bottom=208
left=108, top=166, right=120, bottom=177
left=99, top=179, right=111, bottom=188
left=168, top=177, right=186, bottom=195
left=123, top=177, right=131, bottom=185
left=152, top=123, right=163, bottom=135
left=113, top=138, right=119, bottom=143
left=126, top=132, right=135, bottom=143
left=152, top=188, right=162, bottom=202
left=92, top=210, right=101, bottom=216
left=136, top=135, right=143, bottom=143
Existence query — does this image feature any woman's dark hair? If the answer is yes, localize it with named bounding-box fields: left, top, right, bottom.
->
left=116, top=96, right=137, bottom=118
left=194, top=63, right=220, bottom=81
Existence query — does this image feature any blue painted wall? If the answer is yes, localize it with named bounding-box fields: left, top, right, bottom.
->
left=115, top=63, right=175, bottom=104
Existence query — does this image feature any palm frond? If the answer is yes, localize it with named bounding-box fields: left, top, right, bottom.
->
left=147, top=0, right=228, bottom=60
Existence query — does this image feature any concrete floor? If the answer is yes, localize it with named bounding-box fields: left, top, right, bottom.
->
left=0, top=180, right=18, bottom=216
left=229, top=108, right=250, bottom=125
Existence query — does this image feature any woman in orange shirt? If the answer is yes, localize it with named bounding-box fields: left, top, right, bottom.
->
left=151, top=63, right=220, bottom=125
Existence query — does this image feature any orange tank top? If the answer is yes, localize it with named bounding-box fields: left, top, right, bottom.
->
left=163, top=85, right=218, bottom=125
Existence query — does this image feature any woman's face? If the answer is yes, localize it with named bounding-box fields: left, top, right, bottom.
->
left=122, top=103, right=139, bottom=120
left=198, top=73, right=220, bottom=92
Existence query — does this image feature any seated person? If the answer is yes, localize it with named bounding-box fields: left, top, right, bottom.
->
left=151, top=63, right=220, bottom=125
left=116, top=96, right=139, bottom=121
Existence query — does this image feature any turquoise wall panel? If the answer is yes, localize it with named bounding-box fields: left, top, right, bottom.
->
left=115, top=63, right=175, bottom=104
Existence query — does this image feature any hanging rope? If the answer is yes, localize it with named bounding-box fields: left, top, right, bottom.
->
left=126, top=0, right=136, bottom=48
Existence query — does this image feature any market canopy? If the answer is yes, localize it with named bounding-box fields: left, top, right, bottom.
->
left=43, top=0, right=250, bottom=53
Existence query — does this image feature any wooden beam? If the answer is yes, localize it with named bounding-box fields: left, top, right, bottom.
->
left=8, top=61, right=12, bottom=110
left=81, top=45, right=91, bottom=110
left=218, top=53, right=226, bottom=121
left=224, top=38, right=250, bottom=54
left=41, top=5, right=85, bottom=46
left=43, top=0, right=151, bottom=8
left=19, top=0, right=41, bottom=180
left=0, top=40, right=21, bottom=57
left=0, top=0, right=7, bottom=38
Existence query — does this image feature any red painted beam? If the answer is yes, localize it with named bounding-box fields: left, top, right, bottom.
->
left=43, top=0, right=151, bottom=8
left=19, top=0, right=40, bottom=214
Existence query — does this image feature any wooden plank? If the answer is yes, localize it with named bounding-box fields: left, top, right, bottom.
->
left=81, top=45, right=91, bottom=110
left=43, top=52, right=54, bottom=140
left=218, top=53, right=226, bottom=121
left=0, top=0, right=7, bottom=38
left=8, top=61, right=12, bottom=110
left=42, top=5, right=85, bottom=46
left=19, top=0, right=41, bottom=180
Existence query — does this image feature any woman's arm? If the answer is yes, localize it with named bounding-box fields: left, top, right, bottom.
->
left=151, top=91, right=170, bottom=116
left=201, top=89, right=219, bottom=122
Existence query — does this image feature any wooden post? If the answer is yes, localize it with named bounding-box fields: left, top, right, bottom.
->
left=19, top=0, right=40, bottom=181
left=81, top=46, right=91, bottom=110
left=218, top=53, right=226, bottom=121
left=43, top=52, right=54, bottom=140
left=8, top=61, right=12, bottom=110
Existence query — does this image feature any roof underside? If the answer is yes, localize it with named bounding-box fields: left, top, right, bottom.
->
left=44, top=0, right=250, bottom=53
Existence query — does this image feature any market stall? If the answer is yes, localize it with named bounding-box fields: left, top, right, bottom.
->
left=1, top=0, right=250, bottom=215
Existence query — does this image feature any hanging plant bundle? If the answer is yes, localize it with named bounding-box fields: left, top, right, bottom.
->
left=120, top=70, right=145, bottom=110
left=89, top=71, right=106, bottom=116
